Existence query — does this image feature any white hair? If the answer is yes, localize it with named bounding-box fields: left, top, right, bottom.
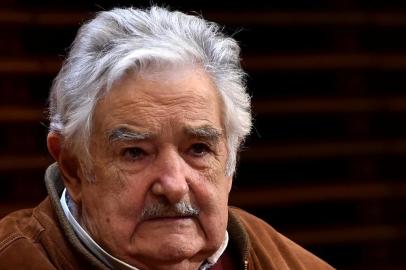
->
left=48, top=6, right=252, bottom=176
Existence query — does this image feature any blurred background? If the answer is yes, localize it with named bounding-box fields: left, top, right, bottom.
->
left=1, top=0, right=406, bottom=269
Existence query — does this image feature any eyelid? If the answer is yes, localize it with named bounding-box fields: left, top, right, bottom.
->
left=203, top=140, right=218, bottom=150
left=112, top=138, right=146, bottom=147
left=193, top=136, right=216, bottom=146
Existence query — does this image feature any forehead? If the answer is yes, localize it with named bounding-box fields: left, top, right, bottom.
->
left=93, top=68, right=223, bottom=135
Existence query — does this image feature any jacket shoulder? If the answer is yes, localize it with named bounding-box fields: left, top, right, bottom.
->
left=0, top=207, right=56, bottom=269
left=0, top=207, right=43, bottom=249
left=229, top=206, right=335, bottom=270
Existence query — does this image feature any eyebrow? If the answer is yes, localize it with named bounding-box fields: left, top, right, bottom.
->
left=107, top=125, right=222, bottom=143
left=107, top=127, right=152, bottom=143
left=184, top=125, right=222, bottom=142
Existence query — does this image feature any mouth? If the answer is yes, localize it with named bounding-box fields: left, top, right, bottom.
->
left=144, top=214, right=195, bottom=222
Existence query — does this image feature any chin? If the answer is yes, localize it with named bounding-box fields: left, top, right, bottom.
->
left=130, top=237, right=208, bottom=265
left=158, top=238, right=203, bottom=260
left=120, top=236, right=220, bottom=270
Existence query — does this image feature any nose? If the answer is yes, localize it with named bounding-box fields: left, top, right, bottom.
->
left=151, top=147, right=189, bottom=204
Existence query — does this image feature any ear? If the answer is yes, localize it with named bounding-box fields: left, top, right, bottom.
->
left=47, top=132, right=84, bottom=204
left=226, top=175, right=233, bottom=194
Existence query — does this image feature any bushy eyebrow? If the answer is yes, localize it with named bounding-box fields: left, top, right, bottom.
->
left=184, top=125, right=222, bottom=142
left=106, top=125, right=222, bottom=143
left=107, top=127, right=152, bottom=143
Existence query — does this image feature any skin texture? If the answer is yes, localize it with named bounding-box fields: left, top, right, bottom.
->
left=47, top=67, right=233, bottom=270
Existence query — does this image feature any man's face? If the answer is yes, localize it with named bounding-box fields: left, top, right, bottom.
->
left=72, top=68, right=232, bottom=269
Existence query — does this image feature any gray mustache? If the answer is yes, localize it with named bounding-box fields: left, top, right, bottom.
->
left=141, top=201, right=200, bottom=220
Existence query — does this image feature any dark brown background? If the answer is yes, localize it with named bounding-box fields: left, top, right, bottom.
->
left=1, top=1, right=406, bottom=269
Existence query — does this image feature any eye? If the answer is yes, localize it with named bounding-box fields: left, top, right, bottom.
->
left=122, top=147, right=146, bottom=161
left=189, top=143, right=210, bottom=157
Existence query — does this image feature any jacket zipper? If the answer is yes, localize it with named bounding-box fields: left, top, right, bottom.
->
left=243, top=249, right=249, bottom=270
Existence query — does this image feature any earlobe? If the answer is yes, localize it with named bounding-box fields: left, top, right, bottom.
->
left=47, top=132, right=84, bottom=204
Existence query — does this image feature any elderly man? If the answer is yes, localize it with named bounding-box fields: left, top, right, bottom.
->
left=0, top=6, right=333, bottom=270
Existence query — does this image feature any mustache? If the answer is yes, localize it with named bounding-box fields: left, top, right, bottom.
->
left=141, top=201, right=200, bottom=220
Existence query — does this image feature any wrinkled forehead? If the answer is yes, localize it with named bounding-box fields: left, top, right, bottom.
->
left=105, top=62, right=221, bottom=101
left=92, top=66, right=225, bottom=137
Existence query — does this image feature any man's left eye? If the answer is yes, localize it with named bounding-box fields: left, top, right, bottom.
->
left=189, top=143, right=210, bottom=157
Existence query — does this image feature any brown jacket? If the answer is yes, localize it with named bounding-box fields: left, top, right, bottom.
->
left=0, top=164, right=334, bottom=270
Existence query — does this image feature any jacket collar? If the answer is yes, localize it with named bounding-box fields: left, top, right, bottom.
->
left=44, top=163, right=110, bottom=269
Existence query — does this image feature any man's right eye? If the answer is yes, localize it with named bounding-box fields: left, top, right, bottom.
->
left=122, top=147, right=146, bottom=160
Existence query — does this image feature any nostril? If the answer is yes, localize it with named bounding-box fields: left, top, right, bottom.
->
left=151, top=181, right=164, bottom=195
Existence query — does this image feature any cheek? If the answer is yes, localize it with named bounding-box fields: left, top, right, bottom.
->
left=87, top=165, right=148, bottom=222
left=93, top=160, right=139, bottom=192
left=191, top=174, right=230, bottom=247
left=193, top=168, right=230, bottom=218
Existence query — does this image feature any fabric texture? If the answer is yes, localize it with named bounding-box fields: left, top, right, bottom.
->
left=0, top=164, right=334, bottom=270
